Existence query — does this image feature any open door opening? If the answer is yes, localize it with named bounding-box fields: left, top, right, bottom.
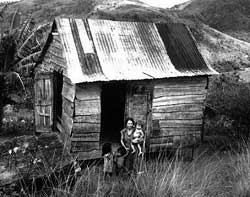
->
left=53, top=71, right=63, bottom=131
left=100, top=82, right=126, bottom=144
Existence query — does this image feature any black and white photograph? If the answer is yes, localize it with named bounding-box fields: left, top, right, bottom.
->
left=0, top=0, right=250, bottom=196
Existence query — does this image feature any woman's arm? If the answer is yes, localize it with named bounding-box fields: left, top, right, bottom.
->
left=120, top=130, right=129, bottom=150
left=142, top=132, right=146, bottom=153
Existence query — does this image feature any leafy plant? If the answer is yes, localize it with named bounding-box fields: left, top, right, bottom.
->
left=0, top=4, right=8, bottom=18
left=0, top=9, right=50, bottom=130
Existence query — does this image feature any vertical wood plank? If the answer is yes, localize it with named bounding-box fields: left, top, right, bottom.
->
left=34, top=73, right=53, bottom=132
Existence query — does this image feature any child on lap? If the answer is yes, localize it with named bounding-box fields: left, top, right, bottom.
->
left=131, top=122, right=145, bottom=156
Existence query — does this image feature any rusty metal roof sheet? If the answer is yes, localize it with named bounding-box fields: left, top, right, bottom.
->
left=52, top=18, right=217, bottom=83
left=55, top=18, right=106, bottom=83
left=156, top=23, right=215, bottom=75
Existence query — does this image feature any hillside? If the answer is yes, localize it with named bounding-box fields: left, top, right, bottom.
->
left=178, top=0, right=250, bottom=42
left=1, top=0, right=250, bottom=73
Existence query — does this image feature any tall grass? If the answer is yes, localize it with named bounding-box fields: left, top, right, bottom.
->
left=72, top=147, right=250, bottom=197
left=232, top=146, right=250, bottom=196
left=8, top=143, right=250, bottom=196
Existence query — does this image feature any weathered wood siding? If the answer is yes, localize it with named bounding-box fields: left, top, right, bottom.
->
left=60, top=77, right=75, bottom=131
left=38, top=34, right=67, bottom=73
left=34, top=73, right=53, bottom=133
left=125, top=82, right=153, bottom=151
left=150, top=77, right=208, bottom=152
left=71, top=83, right=101, bottom=159
left=35, top=33, right=76, bottom=149
left=35, top=33, right=67, bottom=133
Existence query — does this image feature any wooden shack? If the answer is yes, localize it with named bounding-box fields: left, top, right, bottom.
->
left=35, top=18, right=217, bottom=160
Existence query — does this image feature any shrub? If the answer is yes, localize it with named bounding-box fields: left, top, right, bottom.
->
left=75, top=0, right=96, bottom=15
left=206, top=74, right=250, bottom=139
left=1, top=106, right=34, bottom=136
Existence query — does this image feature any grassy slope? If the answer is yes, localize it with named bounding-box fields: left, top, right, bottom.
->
left=196, top=25, right=250, bottom=72
left=1, top=0, right=250, bottom=73
left=0, top=0, right=96, bottom=33
left=180, top=0, right=250, bottom=42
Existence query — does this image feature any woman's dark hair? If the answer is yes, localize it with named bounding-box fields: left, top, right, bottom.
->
left=117, top=146, right=127, bottom=156
left=125, top=117, right=135, bottom=125
left=102, top=143, right=112, bottom=156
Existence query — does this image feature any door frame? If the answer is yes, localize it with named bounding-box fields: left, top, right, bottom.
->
left=124, top=82, right=153, bottom=152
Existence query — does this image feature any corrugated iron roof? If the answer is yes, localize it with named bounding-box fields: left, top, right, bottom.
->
left=51, top=18, right=217, bottom=83
left=156, top=23, right=214, bottom=75
left=56, top=18, right=107, bottom=83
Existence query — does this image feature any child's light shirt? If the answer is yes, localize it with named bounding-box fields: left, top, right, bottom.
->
left=132, top=129, right=144, bottom=144
left=103, top=153, right=113, bottom=173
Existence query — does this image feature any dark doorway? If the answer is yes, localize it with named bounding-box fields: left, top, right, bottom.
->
left=53, top=71, right=63, bottom=131
left=100, top=82, right=126, bottom=143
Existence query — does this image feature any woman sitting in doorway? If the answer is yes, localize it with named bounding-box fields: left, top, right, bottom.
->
left=120, top=118, right=145, bottom=175
left=120, top=117, right=135, bottom=175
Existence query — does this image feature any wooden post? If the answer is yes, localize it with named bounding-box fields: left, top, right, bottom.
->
left=0, top=75, right=4, bottom=130
left=201, top=76, right=209, bottom=142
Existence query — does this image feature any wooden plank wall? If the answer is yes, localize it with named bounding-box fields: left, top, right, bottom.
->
left=126, top=84, right=151, bottom=123
left=34, top=74, right=53, bottom=133
left=61, top=77, right=75, bottom=133
left=71, top=83, right=102, bottom=160
left=55, top=76, right=75, bottom=150
left=150, top=77, right=208, bottom=152
left=35, top=33, right=67, bottom=134
left=36, top=33, right=74, bottom=149
left=38, top=34, right=67, bottom=73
